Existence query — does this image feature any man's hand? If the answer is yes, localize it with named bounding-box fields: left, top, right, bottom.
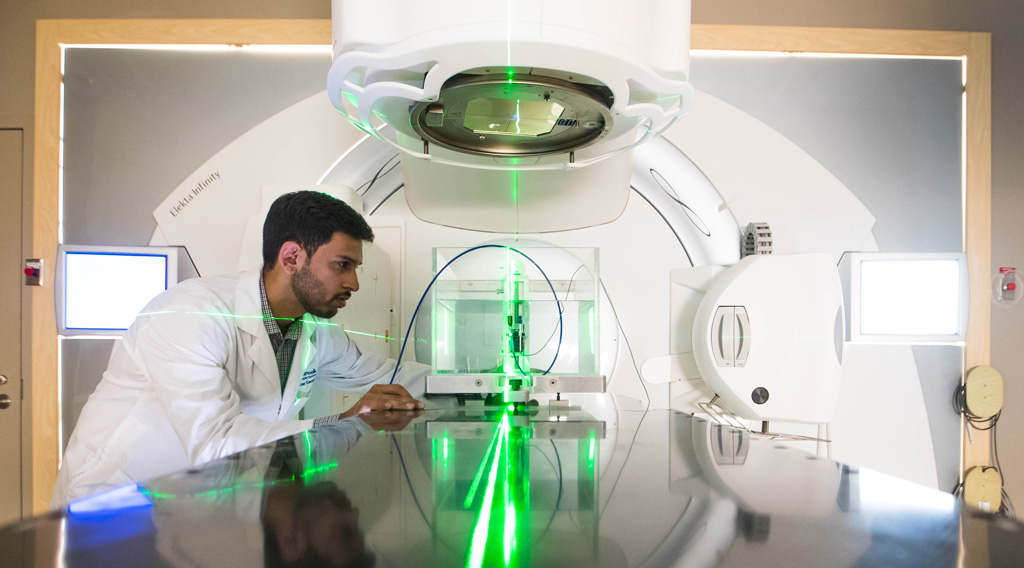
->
left=339, top=384, right=424, bottom=418
left=358, top=409, right=424, bottom=432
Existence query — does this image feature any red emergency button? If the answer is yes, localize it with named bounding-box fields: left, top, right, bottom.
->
left=24, top=267, right=35, bottom=276
left=1008, top=282, right=1017, bottom=291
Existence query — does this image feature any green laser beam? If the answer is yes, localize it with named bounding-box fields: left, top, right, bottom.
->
left=466, top=411, right=509, bottom=568
left=464, top=421, right=504, bottom=509
left=506, top=0, right=514, bottom=85
left=137, top=310, right=428, bottom=343
left=140, top=461, right=339, bottom=501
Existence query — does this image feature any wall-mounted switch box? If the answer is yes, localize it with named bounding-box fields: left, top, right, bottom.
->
left=24, top=258, right=43, bottom=286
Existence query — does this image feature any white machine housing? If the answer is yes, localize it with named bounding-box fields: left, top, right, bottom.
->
left=690, top=254, right=845, bottom=424
left=328, top=0, right=694, bottom=171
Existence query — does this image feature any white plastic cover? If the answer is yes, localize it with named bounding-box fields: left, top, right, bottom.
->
left=692, top=254, right=845, bottom=423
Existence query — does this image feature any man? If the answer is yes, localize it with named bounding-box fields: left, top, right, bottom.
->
left=53, top=191, right=424, bottom=506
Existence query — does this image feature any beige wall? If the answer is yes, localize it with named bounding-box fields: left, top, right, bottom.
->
left=2, top=0, right=1020, bottom=506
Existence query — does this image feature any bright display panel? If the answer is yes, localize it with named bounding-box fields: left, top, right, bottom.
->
left=60, top=248, right=174, bottom=333
left=840, top=252, right=968, bottom=343
left=859, top=259, right=962, bottom=336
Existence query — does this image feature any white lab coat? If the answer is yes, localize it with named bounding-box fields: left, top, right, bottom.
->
left=53, top=268, right=425, bottom=506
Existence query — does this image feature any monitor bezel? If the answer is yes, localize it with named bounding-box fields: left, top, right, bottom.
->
left=841, top=251, right=970, bottom=344
left=56, top=244, right=180, bottom=336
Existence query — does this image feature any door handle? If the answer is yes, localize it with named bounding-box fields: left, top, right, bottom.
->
left=0, top=394, right=11, bottom=410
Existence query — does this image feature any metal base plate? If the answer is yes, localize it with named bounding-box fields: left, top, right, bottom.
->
left=425, top=374, right=606, bottom=395
left=425, top=407, right=606, bottom=440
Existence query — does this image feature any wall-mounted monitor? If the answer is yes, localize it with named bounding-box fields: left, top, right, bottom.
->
left=56, top=245, right=180, bottom=336
left=839, top=252, right=969, bottom=344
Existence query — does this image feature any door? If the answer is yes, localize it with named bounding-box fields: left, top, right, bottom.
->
left=0, top=129, right=24, bottom=525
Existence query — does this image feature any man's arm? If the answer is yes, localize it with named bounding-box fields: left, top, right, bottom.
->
left=315, top=324, right=426, bottom=417
left=134, top=308, right=313, bottom=465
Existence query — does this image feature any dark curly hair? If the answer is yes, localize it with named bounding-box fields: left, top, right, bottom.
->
left=262, top=191, right=374, bottom=267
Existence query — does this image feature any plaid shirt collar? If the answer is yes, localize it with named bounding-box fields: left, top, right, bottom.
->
left=259, top=274, right=303, bottom=353
left=259, top=273, right=338, bottom=427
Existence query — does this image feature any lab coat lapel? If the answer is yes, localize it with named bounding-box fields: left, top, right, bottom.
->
left=234, top=268, right=280, bottom=395
left=278, top=314, right=319, bottom=419
left=248, top=337, right=279, bottom=396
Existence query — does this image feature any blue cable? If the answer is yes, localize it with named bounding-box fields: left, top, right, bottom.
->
left=389, top=244, right=564, bottom=384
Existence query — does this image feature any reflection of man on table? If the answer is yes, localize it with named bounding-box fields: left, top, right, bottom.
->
left=264, top=479, right=374, bottom=568
left=263, top=411, right=423, bottom=568
left=140, top=412, right=419, bottom=568
left=54, top=191, right=425, bottom=505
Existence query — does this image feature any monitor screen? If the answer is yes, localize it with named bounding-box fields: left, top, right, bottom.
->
left=57, top=245, right=179, bottom=335
left=839, top=252, right=969, bottom=343
left=859, top=258, right=962, bottom=336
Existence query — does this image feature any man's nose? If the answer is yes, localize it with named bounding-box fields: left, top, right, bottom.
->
left=346, top=271, right=360, bottom=292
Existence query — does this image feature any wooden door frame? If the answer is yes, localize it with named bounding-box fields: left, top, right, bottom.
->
left=31, top=19, right=991, bottom=512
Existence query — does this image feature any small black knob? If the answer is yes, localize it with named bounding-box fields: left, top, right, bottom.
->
left=751, top=387, right=769, bottom=405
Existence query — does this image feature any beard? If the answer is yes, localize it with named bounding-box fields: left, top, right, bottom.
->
left=291, top=263, right=344, bottom=319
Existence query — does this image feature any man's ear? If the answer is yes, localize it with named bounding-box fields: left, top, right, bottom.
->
left=278, top=242, right=305, bottom=275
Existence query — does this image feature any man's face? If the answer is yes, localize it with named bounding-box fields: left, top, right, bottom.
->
left=291, top=232, right=363, bottom=319
left=264, top=482, right=370, bottom=567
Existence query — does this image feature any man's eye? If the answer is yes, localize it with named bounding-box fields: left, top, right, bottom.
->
left=338, top=262, right=350, bottom=270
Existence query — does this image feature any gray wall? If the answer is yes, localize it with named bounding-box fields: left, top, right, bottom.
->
left=691, top=55, right=964, bottom=253
left=61, top=48, right=331, bottom=247
left=2, top=0, right=1022, bottom=505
